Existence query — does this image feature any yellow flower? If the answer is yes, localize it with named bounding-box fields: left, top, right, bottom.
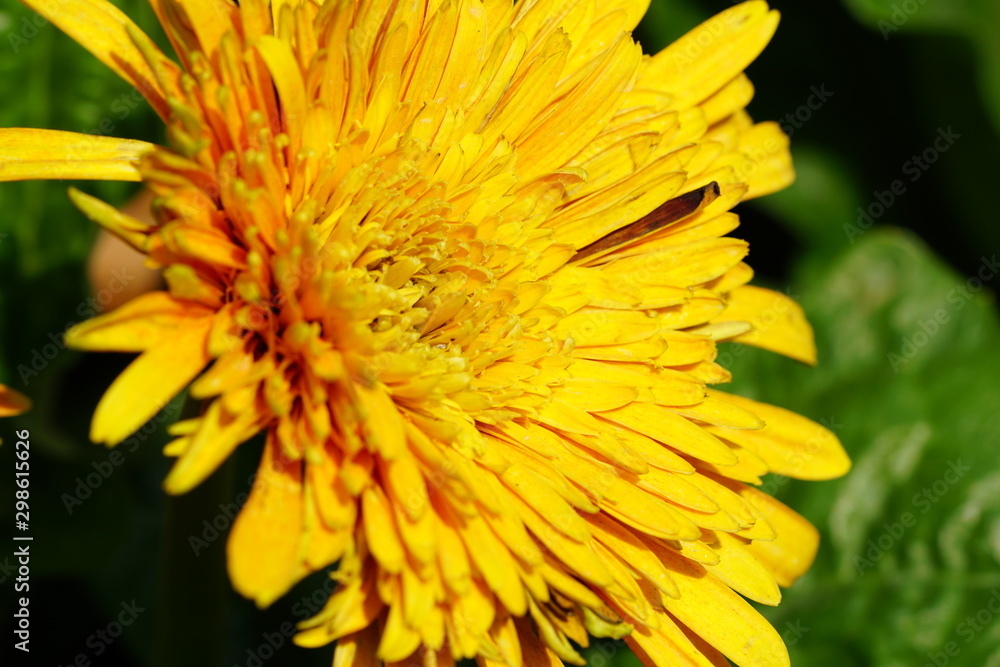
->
left=0, top=384, right=31, bottom=417
left=1, top=1, right=850, bottom=665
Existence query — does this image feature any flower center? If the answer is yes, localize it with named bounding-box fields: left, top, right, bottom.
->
left=142, top=130, right=572, bottom=460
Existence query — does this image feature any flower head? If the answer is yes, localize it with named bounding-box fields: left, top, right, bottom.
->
left=2, top=0, right=850, bottom=665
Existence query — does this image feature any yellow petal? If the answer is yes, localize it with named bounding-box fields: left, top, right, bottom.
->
left=517, top=35, right=642, bottom=180
left=69, top=187, right=152, bottom=250
left=20, top=0, right=174, bottom=117
left=575, top=339, right=668, bottom=363
left=378, top=578, right=423, bottom=662
left=355, top=385, right=406, bottom=459
left=656, top=545, right=790, bottom=667
left=0, top=129, right=155, bottom=182
left=512, top=617, right=564, bottom=667
left=330, top=626, right=381, bottom=667
left=297, top=553, right=384, bottom=645
left=361, top=486, right=406, bottom=574
left=595, top=418, right=697, bottom=473
left=308, top=446, right=358, bottom=531
left=704, top=531, right=781, bottom=605
left=603, top=403, right=738, bottom=466
left=153, top=0, right=239, bottom=63
left=740, top=486, right=820, bottom=588
left=90, top=317, right=211, bottom=445
left=626, top=612, right=725, bottom=667
left=657, top=332, right=717, bottom=366
left=695, top=442, right=770, bottom=485
left=501, top=463, right=592, bottom=542
left=642, top=1, right=779, bottom=109
left=390, top=485, right=438, bottom=567
left=734, top=121, right=795, bottom=199
left=555, top=309, right=663, bottom=347
left=457, top=576, right=502, bottom=658
left=718, top=285, right=816, bottom=364
left=588, top=512, right=680, bottom=599
left=163, top=397, right=263, bottom=494
left=702, top=74, right=755, bottom=126
left=434, top=506, right=473, bottom=595
left=489, top=613, right=523, bottom=667
left=509, top=493, right=615, bottom=589
left=537, top=555, right=605, bottom=611
left=0, top=385, right=31, bottom=417
left=552, top=380, right=638, bottom=412
left=660, top=290, right=727, bottom=330
left=601, top=237, right=748, bottom=290
left=705, top=391, right=850, bottom=480
left=669, top=396, right=765, bottom=429
left=66, top=292, right=213, bottom=352
left=255, top=35, right=308, bottom=155
left=462, top=511, right=529, bottom=617
left=635, top=467, right=718, bottom=513
left=681, top=474, right=756, bottom=528
left=227, top=435, right=304, bottom=607
left=569, top=359, right=704, bottom=404
left=592, top=471, right=702, bottom=541
left=301, top=477, right=350, bottom=570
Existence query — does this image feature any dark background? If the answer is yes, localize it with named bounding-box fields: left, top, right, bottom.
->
left=1, top=0, right=999, bottom=665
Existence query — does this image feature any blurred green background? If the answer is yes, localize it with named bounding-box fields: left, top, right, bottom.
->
left=1, top=0, right=999, bottom=665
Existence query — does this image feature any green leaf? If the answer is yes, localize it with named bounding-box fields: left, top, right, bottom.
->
left=840, top=0, right=1000, bottom=134
left=0, top=0, right=164, bottom=455
left=723, top=230, right=1000, bottom=666
left=752, top=145, right=863, bottom=255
